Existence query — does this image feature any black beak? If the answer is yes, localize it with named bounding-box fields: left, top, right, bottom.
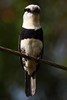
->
left=24, top=8, right=40, bottom=14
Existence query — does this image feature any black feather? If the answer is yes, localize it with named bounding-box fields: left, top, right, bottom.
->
left=20, top=27, right=43, bottom=41
left=25, top=71, right=31, bottom=96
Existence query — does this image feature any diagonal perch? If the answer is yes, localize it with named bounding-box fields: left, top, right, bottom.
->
left=0, top=46, right=67, bottom=71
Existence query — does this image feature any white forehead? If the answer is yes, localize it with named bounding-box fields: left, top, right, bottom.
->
left=25, top=4, right=40, bottom=10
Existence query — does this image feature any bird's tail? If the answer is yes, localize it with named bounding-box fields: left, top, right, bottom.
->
left=25, top=71, right=36, bottom=96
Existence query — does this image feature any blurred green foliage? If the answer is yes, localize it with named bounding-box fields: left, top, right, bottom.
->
left=0, top=0, right=67, bottom=100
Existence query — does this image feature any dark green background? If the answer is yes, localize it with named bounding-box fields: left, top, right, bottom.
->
left=0, top=0, right=67, bottom=100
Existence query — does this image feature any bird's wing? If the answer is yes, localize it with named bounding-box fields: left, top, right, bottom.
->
left=18, top=34, right=23, bottom=66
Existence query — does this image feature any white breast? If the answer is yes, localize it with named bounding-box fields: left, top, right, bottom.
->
left=20, top=38, right=43, bottom=56
left=20, top=38, right=43, bottom=75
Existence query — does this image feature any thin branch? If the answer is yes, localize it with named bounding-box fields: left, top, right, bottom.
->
left=0, top=46, right=67, bottom=71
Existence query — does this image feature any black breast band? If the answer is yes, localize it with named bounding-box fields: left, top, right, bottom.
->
left=20, top=27, right=43, bottom=42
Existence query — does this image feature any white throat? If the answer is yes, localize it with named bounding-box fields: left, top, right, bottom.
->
left=22, top=12, right=41, bottom=30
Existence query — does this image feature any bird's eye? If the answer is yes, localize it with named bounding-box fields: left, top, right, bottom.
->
left=24, top=8, right=31, bottom=13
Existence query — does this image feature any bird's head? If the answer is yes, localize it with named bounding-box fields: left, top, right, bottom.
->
left=22, top=4, right=41, bottom=29
left=24, top=4, right=40, bottom=14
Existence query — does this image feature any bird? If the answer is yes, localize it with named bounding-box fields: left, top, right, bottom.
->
left=18, top=4, right=44, bottom=96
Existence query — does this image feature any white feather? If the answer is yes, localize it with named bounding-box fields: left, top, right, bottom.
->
left=20, top=38, right=43, bottom=75
left=22, top=4, right=41, bottom=30
left=31, top=75, right=36, bottom=95
left=25, top=4, right=40, bottom=11
left=22, top=13, right=41, bottom=29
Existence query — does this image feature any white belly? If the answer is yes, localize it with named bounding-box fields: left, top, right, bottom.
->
left=20, top=38, right=43, bottom=75
left=21, top=38, right=43, bottom=56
